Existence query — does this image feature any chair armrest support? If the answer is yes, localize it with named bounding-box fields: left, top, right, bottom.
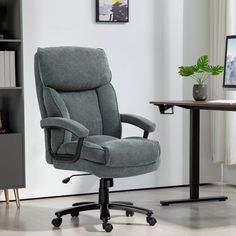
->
left=40, top=117, right=89, bottom=163
left=120, top=114, right=156, bottom=133
left=40, top=117, right=89, bottom=138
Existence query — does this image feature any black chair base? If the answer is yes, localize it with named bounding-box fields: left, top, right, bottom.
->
left=52, top=178, right=157, bottom=232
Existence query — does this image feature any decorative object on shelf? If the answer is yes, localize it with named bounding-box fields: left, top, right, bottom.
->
left=0, top=34, right=4, bottom=39
left=178, top=55, right=224, bottom=101
left=0, top=111, right=6, bottom=134
left=96, top=0, right=129, bottom=23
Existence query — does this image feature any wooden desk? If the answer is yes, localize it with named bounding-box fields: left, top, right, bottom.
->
left=150, top=100, right=231, bottom=206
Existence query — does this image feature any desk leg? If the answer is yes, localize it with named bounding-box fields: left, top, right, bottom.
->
left=190, top=109, right=200, bottom=199
left=160, top=109, right=228, bottom=206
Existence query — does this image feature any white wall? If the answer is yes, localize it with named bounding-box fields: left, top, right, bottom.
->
left=153, top=0, right=185, bottom=186
left=223, top=166, right=236, bottom=184
left=182, top=0, right=221, bottom=183
left=0, top=0, right=220, bottom=200
left=20, top=0, right=164, bottom=199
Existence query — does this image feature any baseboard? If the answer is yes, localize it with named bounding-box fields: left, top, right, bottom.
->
left=0, top=183, right=212, bottom=203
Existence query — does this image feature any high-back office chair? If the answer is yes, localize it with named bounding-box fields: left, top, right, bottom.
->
left=34, top=47, right=161, bottom=232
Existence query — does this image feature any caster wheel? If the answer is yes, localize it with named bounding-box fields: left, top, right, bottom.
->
left=146, top=216, right=157, bottom=226
left=126, top=210, right=134, bottom=217
left=52, top=218, right=62, bottom=227
left=71, top=212, right=79, bottom=217
left=102, top=222, right=113, bottom=232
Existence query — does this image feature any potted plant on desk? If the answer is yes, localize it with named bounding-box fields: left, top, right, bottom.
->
left=178, top=55, right=224, bottom=101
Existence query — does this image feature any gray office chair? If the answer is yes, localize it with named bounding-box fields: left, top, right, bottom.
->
left=34, top=46, right=161, bottom=232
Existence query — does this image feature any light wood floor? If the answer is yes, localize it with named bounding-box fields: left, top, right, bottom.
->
left=1, top=184, right=236, bottom=236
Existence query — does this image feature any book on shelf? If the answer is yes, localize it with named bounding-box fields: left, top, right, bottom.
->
left=0, top=51, right=4, bottom=87
left=4, top=51, right=10, bottom=87
left=10, top=51, right=16, bottom=87
left=0, top=51, right=16, bottom=88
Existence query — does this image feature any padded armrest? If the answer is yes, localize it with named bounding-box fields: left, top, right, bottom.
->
left=40, top=117, right=89, bottom=138
left=120, top=114, right=156, bottom=132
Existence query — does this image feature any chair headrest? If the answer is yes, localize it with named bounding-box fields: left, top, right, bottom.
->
left=36, top=46, right=112, bottom=91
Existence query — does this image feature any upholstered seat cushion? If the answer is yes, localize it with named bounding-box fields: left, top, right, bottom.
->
left=57, top=135, right=160, bottom=168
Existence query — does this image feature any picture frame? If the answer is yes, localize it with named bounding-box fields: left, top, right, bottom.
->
left=223, top=35, right=236, bottom=88
left=96, top=0, right=129, bottom=23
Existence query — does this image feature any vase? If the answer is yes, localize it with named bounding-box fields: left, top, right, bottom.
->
left=193, top=84, right=207, bottom=101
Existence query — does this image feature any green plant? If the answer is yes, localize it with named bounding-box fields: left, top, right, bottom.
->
left=178, top=55, right=224, bottom=85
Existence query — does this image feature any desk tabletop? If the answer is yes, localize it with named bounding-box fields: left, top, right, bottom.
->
left=150, top=100, right=236, bottom=111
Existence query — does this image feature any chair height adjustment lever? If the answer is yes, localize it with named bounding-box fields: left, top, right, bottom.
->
left=62, top=173, right=91, bottom=184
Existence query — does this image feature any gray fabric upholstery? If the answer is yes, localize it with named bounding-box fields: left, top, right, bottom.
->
left=43, top=88, right=72, bottom=151
left=54, top=159, right=160, bottom=178
left=120, top=114, right=156, bottom=132
left=35, top=54, right=52, bottom=163
left=60, top=90, right=103, bottom=136
left=34, top=46, right=161, bottom=178
left=35, top=47, right=122, bottom=159
left=96, top=84, right=121, bottom=138
left=57, top=135, right=160, bottom=168
left=101, top=138, right=159, bottom=167
left=86, top=135, right=118, bottom=145
left=41, top=117, right=89, bottom=153
left=37, top=47, right=111, bottom=91
left=58, top=135, right=117, bottom=165
left=41, top=117, right=89, bottom=138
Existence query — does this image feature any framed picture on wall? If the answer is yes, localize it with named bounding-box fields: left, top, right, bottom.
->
left=223, top=35, right=236, bottom=88
left=96, top=0, right=129, bottom=23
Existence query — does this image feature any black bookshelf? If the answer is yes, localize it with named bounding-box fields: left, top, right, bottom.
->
left=0, top=0, right=25, bottom=197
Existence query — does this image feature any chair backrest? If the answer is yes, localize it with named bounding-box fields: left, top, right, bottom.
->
left=34, top=47, right=121, bottom=164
